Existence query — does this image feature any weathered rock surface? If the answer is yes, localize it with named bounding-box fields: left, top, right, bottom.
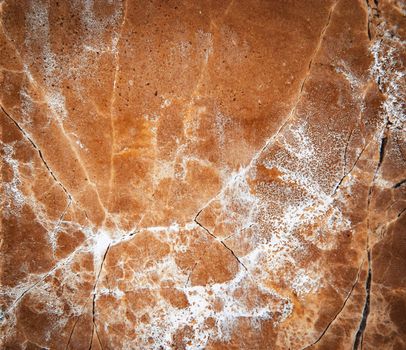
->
left=0, top=0, right=405, bottom=349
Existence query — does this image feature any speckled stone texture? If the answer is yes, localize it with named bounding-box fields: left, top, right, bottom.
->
left=0, top=0, right=405, bottom=349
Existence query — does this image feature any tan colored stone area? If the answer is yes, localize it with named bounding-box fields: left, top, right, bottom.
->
left=0, top=0, right=405, bottom=349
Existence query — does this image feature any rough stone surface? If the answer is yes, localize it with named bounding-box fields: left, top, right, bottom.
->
left=0, top=0, right=405, bottom=349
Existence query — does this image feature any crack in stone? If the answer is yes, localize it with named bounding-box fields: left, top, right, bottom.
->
left=303, top=60, right=392, bottom=346
left=397, top=207, right=406, bottom=218
left=365, top=0, right=381, bottom=43
left=332, top=127, right=358, bottom=195
left=343, top=128, right=355, bottom=174
left=370, top=124, right=389, bottom=189
left=194, top=209, right=216, bottom=239
left=5, top=239, right=89, bottom=315
left=377, top=135, right=387, bottom=170
left=65, top=305, right=86, bottom=350
left=1, top=104, right=74, bottom=203
left=331, top=10, right=389, bottom=197
left=333, top=95, right=390, bottom=196
left=2, top=1, right=402, bottom=347
left=94, top=327, right=105, bottom=350
left=352, top=122, right=388, bottom=349
left=220, top=241, right=247, bottom=271
left=5, top=227, right=140, bottom=318
left=250, top=0, right=339, bottom=168
left=194, top=0, right=339, bottom=218
left=332, top=139, right=368, bottom=195
left=365, top=0, right=372, bottom=40
left=1, top=21, right=109, bottom=219
left=353, top=251, right=372, bottom=350
left=332, top=26, right=397, bottom=196
left=191, top=1, right=340, bottom=280
left=89, top=244, right=111, bottom=350
left=302, top=258, right=365, bottom=349
left=194, top=211, right=247, bottom=271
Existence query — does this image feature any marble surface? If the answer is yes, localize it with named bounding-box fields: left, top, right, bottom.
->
left=0, top=0, right=405, bottom=349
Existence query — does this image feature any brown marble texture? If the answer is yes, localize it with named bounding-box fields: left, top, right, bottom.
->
left=0, top=0, right=405, bottom=349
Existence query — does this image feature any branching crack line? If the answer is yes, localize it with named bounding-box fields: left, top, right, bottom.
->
left=1, top=104, right=73, bottom=202
left=95, top=326, right=105, bottom=350
left=13, top=230, right=134, bottom=305
left=332, top=111, right=389, bottom=196
left=89, top=244, right=111, bottom=350
left=7, top=279, right=42, bottom=315
left=65, top=316, right=80, bottom=349
left=65, top=302, right=89, bottom=350
left=4, top=226, right=128, bottom=315
left=1, top=23, right=108, bottom=218
left=332, top=139, right=368, bottom=195
left=331, top=53, right=385, bottom=197
left=193, top=209, right=216, bottom=239
left=250, top=0, right=338, bottom=167
left=302, top=258, right=365, bottom=349
left=332, top=65, right=391, bottom=195
left=194, top=211, right=247, bottom=271
left=8, top=230, right=137, bottom=345
left=351, top=131, right=387, bottom=350
left=351, top=123, right=388, bottom=349
left=5, top=238, right=91, bottom=314
left=193, top=0, right=339, bottom=218
left=192, top=0, right=340, bottom=266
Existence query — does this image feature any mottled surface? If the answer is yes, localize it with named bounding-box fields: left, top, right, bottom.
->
left=0, top=0, right=405, bottom=349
